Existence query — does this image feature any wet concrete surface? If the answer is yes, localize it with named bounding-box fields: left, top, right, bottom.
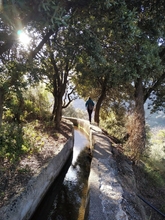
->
left=30, top=128, right=91, bottom=220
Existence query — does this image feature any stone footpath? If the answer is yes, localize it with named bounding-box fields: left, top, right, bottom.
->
left=85, top=124, right=147, bottom=220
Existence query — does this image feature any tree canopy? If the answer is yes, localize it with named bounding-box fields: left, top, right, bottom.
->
left=1, top=0, right=165, bottom=159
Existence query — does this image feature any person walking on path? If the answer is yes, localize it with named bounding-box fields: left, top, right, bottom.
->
left=85, top=97, right=95, bottom=123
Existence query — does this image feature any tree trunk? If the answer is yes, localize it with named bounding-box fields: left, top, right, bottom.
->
left=54, top=97, right=62, bottom=129
left=128, top=77, right=146, bottom=160
left=94, top=80, right=107, bottom=125
left=50, top=52, right=69, bottom=129
left=51, top=73, right=66, bottom=129
left=51, top=96, right=56, bottom=121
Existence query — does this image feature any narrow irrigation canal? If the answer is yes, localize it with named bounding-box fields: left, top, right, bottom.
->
left=30, top=128, right=91, bottom=220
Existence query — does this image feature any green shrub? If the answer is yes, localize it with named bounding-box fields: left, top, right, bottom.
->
left=23, top=87, right=51, bottom=120
left=100, top=107, right=127, bottom=140
left=4, top=85, right=51, bottom=123
left=0, top=123, right=25, bottom=162
left=142, top=127, right=165, bottom=186
left=0, top=121, right=44, bottom=163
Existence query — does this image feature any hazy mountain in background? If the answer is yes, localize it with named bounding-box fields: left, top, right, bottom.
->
left=72, top=98, right=165, bottom=128
left=72, top=98, right=86, bottom=111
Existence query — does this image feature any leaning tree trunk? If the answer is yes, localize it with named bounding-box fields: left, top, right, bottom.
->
left=94, top=79, right=107, bottom=125
left=54, top=94, right=63, bottom=129
left=127, top=77, right=146, bottom=161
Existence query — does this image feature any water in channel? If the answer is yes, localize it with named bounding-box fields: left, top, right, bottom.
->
left=30, top=128, right=91, bottom=220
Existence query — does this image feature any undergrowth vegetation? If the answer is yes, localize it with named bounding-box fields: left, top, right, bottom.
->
left=4, top=86, right=51, bottom=122
left=0, top=123, right=25, bottom=162
left=0, top=120, right=47, bottom=163
left=100, top=106, right=127, bottom=140
left=142, top=127, right=165, bottom=187
left=0, top=86, right=52, bottom=164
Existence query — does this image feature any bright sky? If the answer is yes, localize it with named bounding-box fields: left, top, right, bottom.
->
left=17, top=30, right=31, bottom=46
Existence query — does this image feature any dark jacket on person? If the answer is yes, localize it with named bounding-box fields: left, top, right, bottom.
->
left=85, top=98, right=94, bottom=111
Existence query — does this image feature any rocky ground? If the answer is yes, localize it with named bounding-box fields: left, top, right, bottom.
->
left=0, top=120, right=165, bottom=220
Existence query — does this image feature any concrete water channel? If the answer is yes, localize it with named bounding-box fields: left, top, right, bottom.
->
left=0, top=118, right=148, bottom=220
left=30, top=128, right=91, bottom=220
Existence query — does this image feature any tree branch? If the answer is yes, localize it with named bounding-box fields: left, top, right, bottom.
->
left=144, top=71, right=165, bottom=103
left=29, top=30, right=54, bottom=60
left=63, top=87, right=77, bottom=108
